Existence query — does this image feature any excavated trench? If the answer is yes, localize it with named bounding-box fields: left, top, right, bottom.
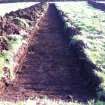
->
left=0, top=3, right=101, bottom=102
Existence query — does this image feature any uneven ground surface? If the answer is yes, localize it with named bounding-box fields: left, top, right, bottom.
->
left=0, top=3, right=100, bottom=103
left=0, top=2, right=37, bottom=16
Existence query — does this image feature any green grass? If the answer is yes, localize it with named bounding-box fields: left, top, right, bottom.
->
left=0, top=34, right=26, bottom=79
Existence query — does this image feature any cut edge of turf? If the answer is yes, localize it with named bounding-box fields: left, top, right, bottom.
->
left=56, top=2, right=105, bottom=103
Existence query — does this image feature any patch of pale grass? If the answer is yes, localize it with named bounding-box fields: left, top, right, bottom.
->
left=0, top=97, right=105, bottom=105
left=0, top=97, right=84, bottom=105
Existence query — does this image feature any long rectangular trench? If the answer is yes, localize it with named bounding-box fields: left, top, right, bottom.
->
left=0, top=3, right=100, bottom=102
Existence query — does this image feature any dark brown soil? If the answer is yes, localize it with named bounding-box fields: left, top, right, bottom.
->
left=0, top=37, right=9, bottom=52
left=0, top=3, right=100, bottom=102
left=5, top=3, right=44, bottom=21
left=0, top=16, right=21, bottom=35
